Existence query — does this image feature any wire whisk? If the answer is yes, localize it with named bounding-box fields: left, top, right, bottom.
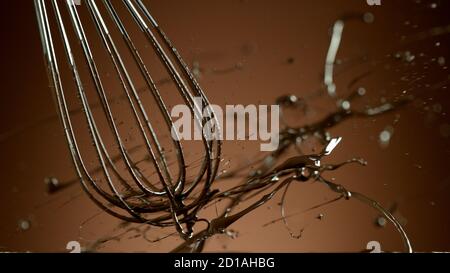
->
left=34, top=0, right=222, bottom=239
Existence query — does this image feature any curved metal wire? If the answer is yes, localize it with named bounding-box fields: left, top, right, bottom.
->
left=34, top=0, right=222, bottom=238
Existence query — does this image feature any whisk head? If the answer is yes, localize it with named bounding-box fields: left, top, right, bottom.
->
left=34, top=0, right=221, bottom=238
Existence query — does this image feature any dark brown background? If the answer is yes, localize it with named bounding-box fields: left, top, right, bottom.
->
left=1, top=0, right=449, bottom=252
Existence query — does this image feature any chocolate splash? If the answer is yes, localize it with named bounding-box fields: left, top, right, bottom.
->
left=29, top=1, right=450, bottom=253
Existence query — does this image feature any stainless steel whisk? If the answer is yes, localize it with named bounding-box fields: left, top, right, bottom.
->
left=34, top=0, right=221, bottom=239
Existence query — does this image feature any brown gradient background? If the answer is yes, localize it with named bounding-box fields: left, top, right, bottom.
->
left=1, top=0, right=450, bottom=252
